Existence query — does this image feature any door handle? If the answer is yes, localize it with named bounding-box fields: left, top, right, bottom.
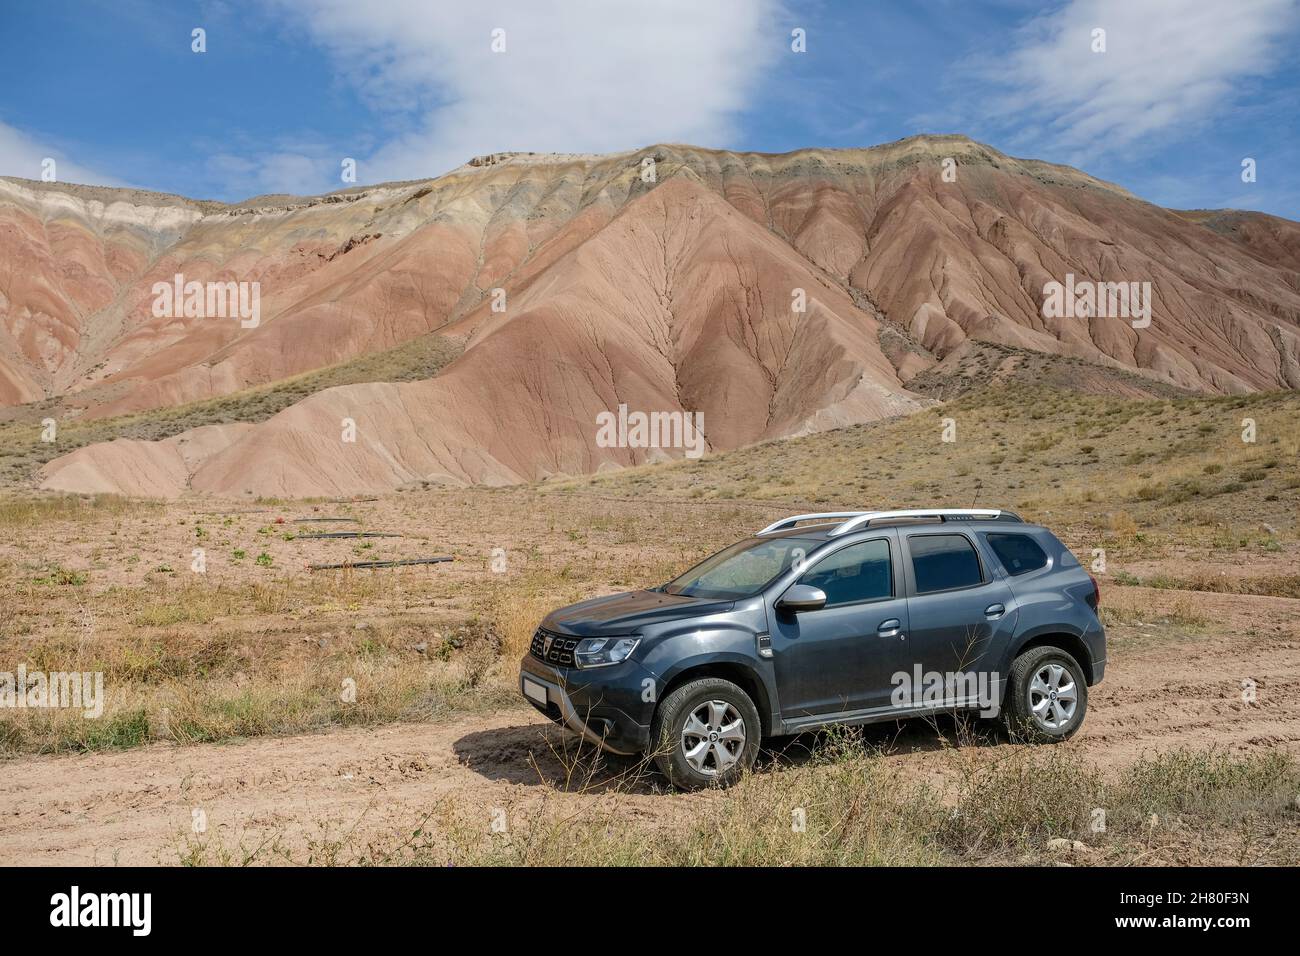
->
left=877, top=618, right=903, bottom=638
left=985, top=603, right=1005, bottom=618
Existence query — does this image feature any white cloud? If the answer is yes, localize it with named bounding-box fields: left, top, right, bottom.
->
left=981, top=0, right=1298, bottom=151
left=276, top=0, right=782, bottom=182
left=0, top=120, right=128, bottom=187
left=206, top=150, right=337, bottom=198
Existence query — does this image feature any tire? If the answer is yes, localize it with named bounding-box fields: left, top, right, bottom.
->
left=651, top=677, right=761, bottom=790
left=1000, top=645, right=1088, bottom=742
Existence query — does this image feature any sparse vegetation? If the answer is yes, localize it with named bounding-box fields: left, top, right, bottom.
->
left=176, top=739, right=1300, bottom=866
left=3, top=383, right=1298, bottom=865
left=0, top=333, right=461, bottom=488
left=3, top=384, right=1297, bottom=759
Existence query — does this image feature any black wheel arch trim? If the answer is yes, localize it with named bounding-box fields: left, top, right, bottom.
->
left=653, top=653, right=778, bottom=737
left=1001, top=626, right=1096, bottom=686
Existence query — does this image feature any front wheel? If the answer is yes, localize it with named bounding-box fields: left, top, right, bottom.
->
left=651, top=677, right=761, bottom=790
left=1001, top=645, right=1088, bottom=741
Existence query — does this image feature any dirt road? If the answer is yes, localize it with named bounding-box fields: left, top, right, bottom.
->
left=4, top=588, right=1298, bottom=865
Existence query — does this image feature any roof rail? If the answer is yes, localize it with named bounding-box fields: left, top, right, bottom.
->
left=756, top=511, right=872, bottom=536
left=757, top=509, right=1021, bottom=537
left=828, top=509, right=1010, bottom=536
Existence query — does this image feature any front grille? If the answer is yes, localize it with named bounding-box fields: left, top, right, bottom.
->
left=530, top=627, right=578, bottom=667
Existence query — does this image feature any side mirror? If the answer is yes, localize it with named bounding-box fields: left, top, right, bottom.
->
left=778, top=584, right=827, bottom=612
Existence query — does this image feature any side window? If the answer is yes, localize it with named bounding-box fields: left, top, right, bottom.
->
left=908, top=534, right=983, bottom=593
left=986, top=533, right=1048, bottom=576
left=799, top=538, right=892, bottom=607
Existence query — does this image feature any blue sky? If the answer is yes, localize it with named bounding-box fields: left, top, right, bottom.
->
left=2, top=0, right=1298, bottom=218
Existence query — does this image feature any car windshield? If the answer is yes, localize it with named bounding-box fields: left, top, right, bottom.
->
left=662, top=536, right=816, bottom=599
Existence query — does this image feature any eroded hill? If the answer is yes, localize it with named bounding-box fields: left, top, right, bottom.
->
left=6, top=135, right=1299, bottom=496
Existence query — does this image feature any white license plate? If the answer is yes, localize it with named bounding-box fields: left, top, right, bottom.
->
left=522, top=677, right=548, bottom=706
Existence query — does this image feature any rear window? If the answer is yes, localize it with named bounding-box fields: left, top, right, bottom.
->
left=986, top=533, right=1049, bottom=576
left=909, top=534, right=983, bottom=593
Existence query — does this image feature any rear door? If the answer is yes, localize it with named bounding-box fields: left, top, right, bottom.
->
left=899, top=530, right=1016, bottom=707
left=769, top=531, right=909, bottom=718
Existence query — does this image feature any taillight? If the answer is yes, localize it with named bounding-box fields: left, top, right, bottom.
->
left=1087, top=574, right=1101, bottom=609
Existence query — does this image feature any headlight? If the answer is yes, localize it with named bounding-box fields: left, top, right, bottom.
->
left=574, top=637, right=639, bottom=669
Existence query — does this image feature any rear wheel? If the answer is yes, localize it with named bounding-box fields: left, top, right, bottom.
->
left=651, top=677, right=761, bottom=790
left=1001, top=645, right=1088, bottom=741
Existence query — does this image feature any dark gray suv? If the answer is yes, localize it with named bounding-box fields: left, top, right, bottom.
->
left=519, top=509, right=1105, bottom=790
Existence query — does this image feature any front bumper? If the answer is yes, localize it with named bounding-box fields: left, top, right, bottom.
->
left=519, top=655, right=652, bottom=755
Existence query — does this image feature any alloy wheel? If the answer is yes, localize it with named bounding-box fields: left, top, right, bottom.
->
left=1028, top=663, right=1078, bottom=730
left=681, top=700, right=746, bottom=775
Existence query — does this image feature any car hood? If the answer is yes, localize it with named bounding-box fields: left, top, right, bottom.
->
left=544, top=589, right=735, bottom=636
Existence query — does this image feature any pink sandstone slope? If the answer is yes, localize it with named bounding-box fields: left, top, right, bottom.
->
left=183, top=174, right=923, bottom=497
left=18, top=135, right=1300, bottom=497
left=39, top=424, right=254, bottom=498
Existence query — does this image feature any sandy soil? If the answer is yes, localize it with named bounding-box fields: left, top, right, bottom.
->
left=3, top=585, right=1296, bottom=866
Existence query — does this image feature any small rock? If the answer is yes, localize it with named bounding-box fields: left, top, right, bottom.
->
left=1262, top=523, right=1277, bottom=535
left=412, top=641, right=428, bottom=655
left=1047, top=838, right=1093, bottom=854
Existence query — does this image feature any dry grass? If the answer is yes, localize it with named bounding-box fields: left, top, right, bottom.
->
left=550, top=385, right=1300, bottom=560
left=0, top=490, right=721, bottom=757
left=0, top=624, right=515, bottom=756
left=1134, top=572, right=1300, bottom=600
left=2, top=384, right=1297, bottom=760
left=175, top=738, right=1300, bottom=866
left=0, top=494, right=155, bottom=529
left=1100, top=591, right=1211, bottom=630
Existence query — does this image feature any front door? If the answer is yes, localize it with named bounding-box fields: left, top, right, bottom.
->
left=769, top=533, right=909, bottom=719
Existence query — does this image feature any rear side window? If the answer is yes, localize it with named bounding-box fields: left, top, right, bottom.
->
left=908, top=534, right=983, bottom=593
left=986, top=533, right=1049, bottom=576
left=800, top=538, right=892, bottom=607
